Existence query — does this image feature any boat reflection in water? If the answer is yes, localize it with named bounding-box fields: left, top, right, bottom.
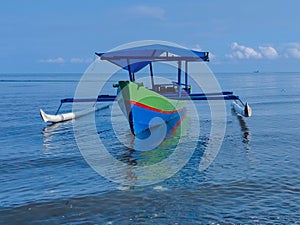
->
left=42, top=120, right=74, bottom=154
left=238, top=115, right=251, bottom=145
left=104, top=96, right=199, bottom=186
left=231, top=107, right=253, bottom=163
left=130, top=110, right=188, bottom=164
left=231, top=108, right=251, bottom=145
left=116, top=111, right=192, bottom=186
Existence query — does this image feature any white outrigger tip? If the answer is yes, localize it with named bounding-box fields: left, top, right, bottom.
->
left=40, top=109, right=75, bottom=123
left=40, top=104, right=110, bottom=123
left=232, top=101, right=252, bottom=117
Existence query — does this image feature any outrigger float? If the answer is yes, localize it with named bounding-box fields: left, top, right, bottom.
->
left=40, top=44, right=252, bottom=135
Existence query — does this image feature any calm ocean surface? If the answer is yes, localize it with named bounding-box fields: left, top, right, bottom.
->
left=0, top=72, right=299, bottom=224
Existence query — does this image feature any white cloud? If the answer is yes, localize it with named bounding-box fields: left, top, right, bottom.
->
left=285, top=43, right=300, bottom=59
left=258, top=46, right=278, bottom=59
left=288, top=48, right=300, bottom=58
left=194, top=44, right=202, bottom=51
left=227, top=42, right=280, bottom=60
left=209, top=52, right=216, bottom=60
left=130, top=5, right=165, bottom=19
left=224, top=42, right=300, bottom=61
left=227, top=42, right=262, bottom=59
left=38, top=57, right=94, bottom=64
left=38, top=57, right=65, bottom=64
left=70, top=57, right=93, bottom=63
left=70, top=58, right=84, bottom=63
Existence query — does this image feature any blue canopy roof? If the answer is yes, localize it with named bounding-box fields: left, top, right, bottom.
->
left=96, top=44, right=209, bottom=73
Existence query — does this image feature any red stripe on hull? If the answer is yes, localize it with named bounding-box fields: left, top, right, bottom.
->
left=129, top=100, right=183, bottom=114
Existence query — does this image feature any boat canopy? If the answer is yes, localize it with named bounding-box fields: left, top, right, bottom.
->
left=96, top=44, right=209, bottom=73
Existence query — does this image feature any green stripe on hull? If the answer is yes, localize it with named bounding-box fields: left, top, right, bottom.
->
left=118, top=81, right=186, bottom=111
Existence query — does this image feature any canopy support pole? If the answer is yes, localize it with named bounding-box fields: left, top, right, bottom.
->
left=127, top=58, right=133, bottom=81
left=185, top=61, right=188, bottom=91
left=178, top=61, right=182, bottom=97
left=149, top=62, right=155, bottom=90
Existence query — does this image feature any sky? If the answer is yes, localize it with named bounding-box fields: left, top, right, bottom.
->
left=1, top=0, right=300, bottom=73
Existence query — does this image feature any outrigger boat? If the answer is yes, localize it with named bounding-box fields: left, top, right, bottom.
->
left=40, top=44, right=251, bottom=135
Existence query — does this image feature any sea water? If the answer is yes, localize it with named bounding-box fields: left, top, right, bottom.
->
left=0, top=72, right=299, bottom=224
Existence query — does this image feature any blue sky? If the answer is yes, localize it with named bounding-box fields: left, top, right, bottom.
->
left=1, top=0, right=300, bottom=73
